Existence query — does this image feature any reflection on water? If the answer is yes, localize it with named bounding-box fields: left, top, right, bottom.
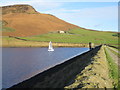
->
left=2, top=47, right=88, bottom=88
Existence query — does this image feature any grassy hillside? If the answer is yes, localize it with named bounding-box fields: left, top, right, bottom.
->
left=2, top=4, right=119, bottom=46
left=2, top=5, right=80, bottom=37
left=18, top=28, right=118, bottom=45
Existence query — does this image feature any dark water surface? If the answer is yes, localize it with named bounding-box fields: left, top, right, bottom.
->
left=2, top=47, right=88, bottom=88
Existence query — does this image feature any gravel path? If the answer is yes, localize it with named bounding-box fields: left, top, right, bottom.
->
left=106, top=46, right=120, bottom=67
left=108, top=46, right=120, bottom=54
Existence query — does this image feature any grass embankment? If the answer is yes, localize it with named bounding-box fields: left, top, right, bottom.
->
left=104, top=47, right=118, bottom=88
left=65, top=46, right=113, bottom=88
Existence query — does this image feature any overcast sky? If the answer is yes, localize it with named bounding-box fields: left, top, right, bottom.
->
left=0, top=0, right=119, bottom=32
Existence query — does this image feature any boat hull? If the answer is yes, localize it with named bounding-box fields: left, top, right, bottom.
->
left=48, top=49, right=54, bottom=51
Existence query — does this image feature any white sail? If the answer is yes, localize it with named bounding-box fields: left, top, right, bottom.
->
left=48, top=41, right=54, bottom=51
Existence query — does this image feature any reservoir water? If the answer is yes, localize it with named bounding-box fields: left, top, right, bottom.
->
left=2, top=47, right=89, bottom=88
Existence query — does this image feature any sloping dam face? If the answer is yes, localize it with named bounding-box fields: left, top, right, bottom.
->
left=8, top=46, right=101, bottom=88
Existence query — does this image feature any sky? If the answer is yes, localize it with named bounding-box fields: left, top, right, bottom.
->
left=0, top=0, right=119, bottom=32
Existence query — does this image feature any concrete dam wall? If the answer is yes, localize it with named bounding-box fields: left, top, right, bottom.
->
left=9, top=45, right=101, bottom=88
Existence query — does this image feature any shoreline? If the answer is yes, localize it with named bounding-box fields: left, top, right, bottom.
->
left=2, top=41, right=91, bottom=48
left=1, top=36, right=96, bottom=48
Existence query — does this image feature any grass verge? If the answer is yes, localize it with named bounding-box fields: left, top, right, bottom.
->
left=104, top=47, right=118, bottom=88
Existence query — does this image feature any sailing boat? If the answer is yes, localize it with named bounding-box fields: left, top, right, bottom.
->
left=48, top=41, right=54, bottom=51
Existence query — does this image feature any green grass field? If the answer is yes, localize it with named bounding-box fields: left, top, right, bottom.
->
left=19, top=28, right=118, bottom=45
